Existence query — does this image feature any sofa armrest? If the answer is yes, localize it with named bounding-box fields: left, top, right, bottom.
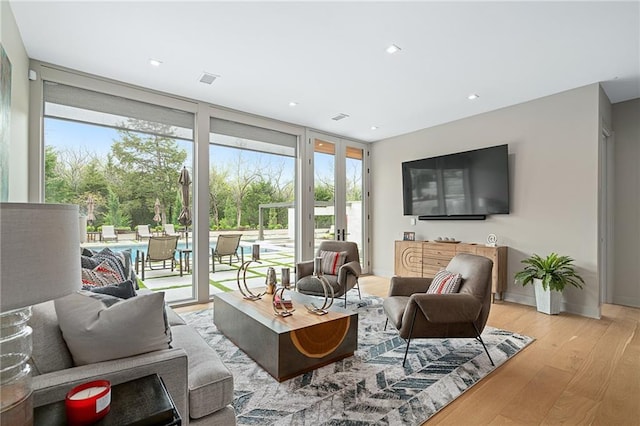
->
left=33, top=348, right=189, bottom=420
left=388, top=276, right=432, bottom=297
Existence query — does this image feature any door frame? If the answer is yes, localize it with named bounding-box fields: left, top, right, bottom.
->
left=302, top=130, right=370, bottom=274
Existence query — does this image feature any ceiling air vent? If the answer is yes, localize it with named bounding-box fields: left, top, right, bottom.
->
left=331, top=113, right=350, bottom=121
left=199, top=72, right=219, bottom=85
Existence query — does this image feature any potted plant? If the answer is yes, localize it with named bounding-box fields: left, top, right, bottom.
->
left=514, top=252, right=585, bottom=315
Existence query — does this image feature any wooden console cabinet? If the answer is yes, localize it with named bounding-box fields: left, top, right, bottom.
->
left=395, top=241, right=508, bottom=301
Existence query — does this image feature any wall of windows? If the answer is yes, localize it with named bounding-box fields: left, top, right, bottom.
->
left=30, top=61, right=369, bottom=306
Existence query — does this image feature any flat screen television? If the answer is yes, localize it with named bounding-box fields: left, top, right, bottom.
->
left=402, top=144, right=509, bottom=220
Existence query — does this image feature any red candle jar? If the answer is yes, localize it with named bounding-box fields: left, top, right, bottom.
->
left=65, top=380, right=111, bottom=425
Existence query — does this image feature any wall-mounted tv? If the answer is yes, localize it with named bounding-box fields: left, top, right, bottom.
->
left=402, top=144, right=509, bottom=220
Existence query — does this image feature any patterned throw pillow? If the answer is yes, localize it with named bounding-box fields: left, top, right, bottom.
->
left=427, top=269, right=463, bottom=294
left=81, top=248, right=138, bottom=289
left=81, top=261, right=123, bottom=287
left=319, top=250, right=348, bottom=275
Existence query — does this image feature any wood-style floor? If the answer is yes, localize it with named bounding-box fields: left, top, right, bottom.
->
left=175, top=275, right=640, bottom=425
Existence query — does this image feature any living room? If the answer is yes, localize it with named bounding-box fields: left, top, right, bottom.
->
left=2, top=1, right=639, bottom=425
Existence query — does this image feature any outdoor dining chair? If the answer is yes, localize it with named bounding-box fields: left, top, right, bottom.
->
left=211, top=234, right=243, bottom=272
left=136, top=235, right=179, bottom=280
left=101, top=225, right=118, bottom=242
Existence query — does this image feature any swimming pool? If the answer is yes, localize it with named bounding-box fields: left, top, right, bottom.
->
left=82, top=240, right=269, bottom=263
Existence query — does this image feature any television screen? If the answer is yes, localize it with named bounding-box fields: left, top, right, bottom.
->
left=402, top=144, right=509, bottom=218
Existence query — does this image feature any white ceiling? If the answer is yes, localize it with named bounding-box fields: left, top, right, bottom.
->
left=9, top=1, right=640, bottom=142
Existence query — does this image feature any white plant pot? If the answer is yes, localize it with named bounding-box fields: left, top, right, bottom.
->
left=533, top=278, right=562, bottom=315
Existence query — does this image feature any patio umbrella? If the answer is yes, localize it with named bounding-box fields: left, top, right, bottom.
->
left=177, top=166, right=192, bottom=248
left=153, top=198, right=161, bottom=225
left=86, top=195, right=96, bottom=224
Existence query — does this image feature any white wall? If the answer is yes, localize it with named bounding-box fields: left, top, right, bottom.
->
left=612, top=98, right=640, bottom=308
left=371, top=84, right=602, bottom=318
left=1, top=1, right=29, bottom=201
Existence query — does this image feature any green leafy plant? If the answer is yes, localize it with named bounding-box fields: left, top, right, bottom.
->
left=515, top=253, right=585, bottom=292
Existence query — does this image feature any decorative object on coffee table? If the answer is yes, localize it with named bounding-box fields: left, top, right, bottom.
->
left=265, top=267, right=277, bottom=295
left=237, top=244, right=265, bottom=300
left=272, top=285, right=294, bottom=317
left=304, top=257, right=335, bottom=316
left=515, top=252, right=584, bottom=315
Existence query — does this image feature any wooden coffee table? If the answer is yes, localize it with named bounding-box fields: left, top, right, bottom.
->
left=213, top=290, right=358, bottom=382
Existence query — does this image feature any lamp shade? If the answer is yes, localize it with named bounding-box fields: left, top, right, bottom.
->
left=0, top=203, right=81, bottom=312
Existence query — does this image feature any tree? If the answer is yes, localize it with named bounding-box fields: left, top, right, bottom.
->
left=209, top=166, right=231, bottom=229
left=44, top=146, right=73, bottom=203
left=228, top=151, right=260, bottom=228
left=102, top=188, right=131, bottom=228
left=109, top=120, right=187, bottom=227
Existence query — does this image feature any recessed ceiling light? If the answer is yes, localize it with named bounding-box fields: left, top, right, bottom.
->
left=289, top=101, right=298, bottom=107
left=467, top=94, right=479, bottom=100
left=386, top=44, right=401, bottom=54
left=371, top=126, right=379, bottom=130
left=149, top=59, right=162, bottom=67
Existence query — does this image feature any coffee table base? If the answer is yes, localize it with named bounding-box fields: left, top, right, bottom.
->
left=214, top=291, right=358, bottom=382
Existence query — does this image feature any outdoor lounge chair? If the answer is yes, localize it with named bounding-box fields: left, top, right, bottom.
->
left=136, top=224, right=152, bottom=241
left=101, top=225, right=118, bottom=242
left=136, top=235, right=179, bottom=280
left=164, top=223, right=180, bottom=237
left=211, top=234, right=243, bottom=272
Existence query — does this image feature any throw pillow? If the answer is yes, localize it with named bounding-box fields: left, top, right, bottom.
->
left=55, top=291, right=171, bottom=366
left=319, top=250, right=348, bottom=275
left=81, top=248, right=138, bottom=289
left=84, top=280, right=137, bottom=299
left=427, top=269, right=463, bottom=294
left=81, top=261, right=123, bottom=287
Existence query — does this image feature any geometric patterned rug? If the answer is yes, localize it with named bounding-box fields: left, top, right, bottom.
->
left=180, top=296, right=533, bottom=425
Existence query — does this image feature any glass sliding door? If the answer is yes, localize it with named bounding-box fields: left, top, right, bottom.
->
left=209, top=118, right=297, bottom=296
left=312, top=133, right=368, bottom=271
left=43, top=81, right=195, bottom=303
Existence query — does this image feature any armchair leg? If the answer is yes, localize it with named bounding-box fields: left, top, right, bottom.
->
left=472, top=322, right=495, bottom=366
left=403, top=308, right=418, bottom=367
left=384, top=318, right=388, bottom=331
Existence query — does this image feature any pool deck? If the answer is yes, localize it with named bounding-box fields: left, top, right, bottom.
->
left=82, top=229, right=299, bottom=303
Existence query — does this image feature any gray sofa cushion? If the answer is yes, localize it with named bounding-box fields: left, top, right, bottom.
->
left=30, top=301, right=74, bottom=375
left=55, top=291, right=172, bottom=365
left=170, top=324, right=234, bottom=419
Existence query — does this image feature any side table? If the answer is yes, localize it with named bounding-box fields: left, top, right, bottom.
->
left=34, top=374, right=181, bottom=426
left=179, top=248, right=192, bottom=277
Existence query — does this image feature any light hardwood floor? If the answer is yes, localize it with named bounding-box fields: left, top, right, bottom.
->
left=175, top=275, right=640, bottom=425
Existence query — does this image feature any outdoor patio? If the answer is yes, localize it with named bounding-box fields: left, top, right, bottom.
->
left=81, top=228, right=298, bottom=303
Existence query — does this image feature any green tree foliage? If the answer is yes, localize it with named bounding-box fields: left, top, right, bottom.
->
left=109, top=120, right=187, bottom=227
left=102, top=188, right=131, bottom=228
left=44, top=146, right=73, bottom=203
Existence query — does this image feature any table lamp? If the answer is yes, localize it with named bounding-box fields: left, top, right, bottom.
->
left=0, top=203, right=81, bottom=425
